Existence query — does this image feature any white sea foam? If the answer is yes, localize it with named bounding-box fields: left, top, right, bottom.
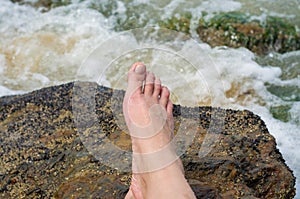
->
left=200, top=0, right=242, bottom=13
left=0, top=0, right=112, bottom=93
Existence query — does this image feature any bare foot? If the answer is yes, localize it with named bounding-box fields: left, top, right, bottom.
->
left=123, top=62, right=196, bottom=199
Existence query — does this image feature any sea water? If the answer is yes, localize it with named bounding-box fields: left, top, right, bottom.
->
left=0, top=0, right=299, bottom=197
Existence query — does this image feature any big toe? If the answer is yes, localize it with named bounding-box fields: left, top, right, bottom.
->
left=126, top=62, right=146, bottom=95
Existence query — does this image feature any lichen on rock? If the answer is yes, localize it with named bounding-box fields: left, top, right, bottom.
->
left=197, top=12, right=300, bottom=55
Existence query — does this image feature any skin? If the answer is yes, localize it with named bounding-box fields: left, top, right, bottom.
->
left=123, top=62, right=196, bottom=199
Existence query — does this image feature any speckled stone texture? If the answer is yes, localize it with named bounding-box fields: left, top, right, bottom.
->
left=0, top=82, right=295, bottom=198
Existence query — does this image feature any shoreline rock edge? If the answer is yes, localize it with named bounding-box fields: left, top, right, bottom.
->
left=0, top=82, right=295, bottom=198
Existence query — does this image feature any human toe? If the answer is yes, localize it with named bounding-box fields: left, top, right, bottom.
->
left=127, top=62, right=146, bottom=95
left=144, top=72, right=155, bottom=96
left=159, top=86, right=170, bottom=108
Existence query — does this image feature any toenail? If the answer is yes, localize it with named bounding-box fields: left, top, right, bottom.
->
left=135, top=64, right=146, bottom=74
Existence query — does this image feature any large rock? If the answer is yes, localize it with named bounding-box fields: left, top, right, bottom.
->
left=197, top=12, right=300, bottom=55
left=0, top=82, right=295, bottom=198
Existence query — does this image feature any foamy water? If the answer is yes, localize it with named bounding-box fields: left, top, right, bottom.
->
left=0, top=0, right=299, bottom=197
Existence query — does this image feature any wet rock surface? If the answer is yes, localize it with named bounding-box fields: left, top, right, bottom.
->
left=0, top=82, right=296, bottom=198
left=197, top=12, right=300, bottom=55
